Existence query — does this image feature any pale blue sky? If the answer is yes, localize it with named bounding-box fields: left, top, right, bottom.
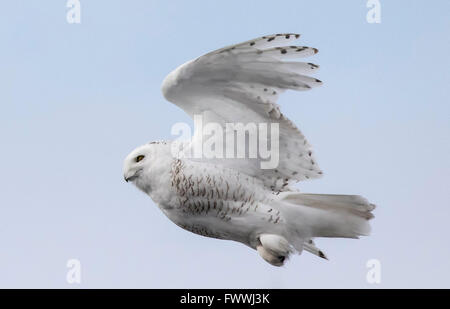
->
left=0, top=0, right=449, bottom=288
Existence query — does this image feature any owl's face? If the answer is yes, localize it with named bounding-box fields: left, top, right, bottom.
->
left=123, top=144, right=155, bottom=183
left=123, top=141, right=171, bottom=194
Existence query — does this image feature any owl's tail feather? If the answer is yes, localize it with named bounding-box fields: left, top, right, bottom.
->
left=256, top=194, right=375, bottom=265
left=279, top=193, right=376, bottom=240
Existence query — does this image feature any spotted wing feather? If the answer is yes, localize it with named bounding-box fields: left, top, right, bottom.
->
left=162, top=34, right=323, bottom=191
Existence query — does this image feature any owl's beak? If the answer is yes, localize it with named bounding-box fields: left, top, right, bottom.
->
left=124, top=172, right=133, bottom=182
left=124, top=174, right=136, bottom=182
left=124, top=169, right=142, bottom=183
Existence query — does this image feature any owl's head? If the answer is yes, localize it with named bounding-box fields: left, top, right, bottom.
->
left=123, top=141, right=169, bottom=186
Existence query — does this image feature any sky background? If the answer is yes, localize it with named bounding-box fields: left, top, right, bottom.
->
left=0, top=0, right=449, bottom=288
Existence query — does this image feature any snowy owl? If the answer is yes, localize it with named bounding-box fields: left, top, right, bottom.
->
left=123, top=33, right=375, bottom=266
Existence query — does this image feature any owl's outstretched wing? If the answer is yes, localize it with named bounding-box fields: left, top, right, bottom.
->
left=161, top=33, right=323, bottom=191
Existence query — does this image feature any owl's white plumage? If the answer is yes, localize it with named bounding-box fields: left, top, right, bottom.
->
left=123, top=34, right=375, bottom=266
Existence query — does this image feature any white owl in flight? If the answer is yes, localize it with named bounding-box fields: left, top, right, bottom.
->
left=123, top=33, right=375, bottom=266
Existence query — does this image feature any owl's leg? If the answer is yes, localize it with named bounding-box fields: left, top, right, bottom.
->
left=256, top=234, right=293, bottom=267
left=256, top=245, right=286, bottom=266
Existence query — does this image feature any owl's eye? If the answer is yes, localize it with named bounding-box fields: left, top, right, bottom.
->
left=135, top=155, right=145, bottom=162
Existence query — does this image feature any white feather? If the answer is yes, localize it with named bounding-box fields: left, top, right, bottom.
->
left=123, top=34, right=376, bottom=267
left=161, top=33, right=323, bottom=191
